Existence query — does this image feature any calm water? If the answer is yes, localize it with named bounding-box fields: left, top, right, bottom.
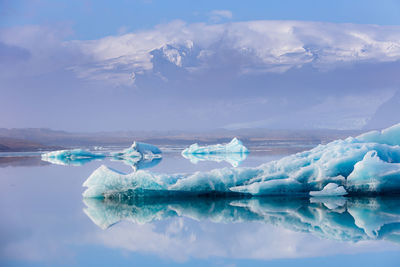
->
left=1, top=144, right=400, bottom=266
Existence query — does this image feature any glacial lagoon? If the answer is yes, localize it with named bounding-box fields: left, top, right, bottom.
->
left=1, top=141, right=400, bottom=266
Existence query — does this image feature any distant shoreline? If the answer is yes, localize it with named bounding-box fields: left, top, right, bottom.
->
left=0, top=127, right=361, bottom=152
left=0, top=137, right=64, bottom=152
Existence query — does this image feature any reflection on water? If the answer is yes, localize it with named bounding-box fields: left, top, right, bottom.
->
left=110, top=157, right=162, bottom=171
left=2, top=147, right=400, bottom=266
left=42, top=156, right=104, bottom=166
left=0, top=156, right=50, bottom=167
left=41, top=155, right=162, bottom=170
left=182, top=152, right=248, bottom=167
left=84, top=195, right=400, bottom=244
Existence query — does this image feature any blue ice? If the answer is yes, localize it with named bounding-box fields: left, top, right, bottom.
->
left=41, top=149, right=105, bottom=166
left=83, top=196, right=400, bottom=245
left=310, top=183, right=347, bottom=196
left=83, top=123, right=400, bottom=197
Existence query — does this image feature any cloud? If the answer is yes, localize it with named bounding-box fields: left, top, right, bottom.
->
left=1, top=20, right=400, bottom=86
left=223, top=89, right=396, bottom=130
left=66, top=20, right=400, bottom=85
left=209, top=10, right=233, bottom=22
left=88, top=218, right=395, bottom=262
left=1, top=20, right=399, bottom=131
left=0, top=42, right=30, bottom=63
left=0, top=24, right=79, bottom=78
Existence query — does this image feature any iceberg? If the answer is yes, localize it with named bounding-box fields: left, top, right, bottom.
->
left=41, top=149, right=105, bottom=166
left=182, top=137, right=249, bottom=155
left=83, top=196, right=400, bottom=245
left=111, top=141, right=162, bottom=160
left=42, top=142, right=162, bottom=167
left=182, top=152, right=248, bottom=167
left=310, top=183, right=348, bottom=197
left=110, top=142, right=162, bottom=171
left=83, top=123, right=400, bottom=197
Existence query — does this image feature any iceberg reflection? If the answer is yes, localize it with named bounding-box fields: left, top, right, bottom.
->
left=41, top=153, right=161, bottom=170
left=182, top=152, right=248, bottom=167
left=84, top=195, right=400, bottom=244
left=41, top=142, right=162, bottom=169
left=41, top=149, right=106, bottom=166
left=110, top=157, right=162, bottom=171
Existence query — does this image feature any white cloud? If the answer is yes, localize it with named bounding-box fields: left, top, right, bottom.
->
left=2, top=20, right=400, bottom=86
left=66, top=20, right=400, bottom=85
left=88, top=218, right=397, bottom=262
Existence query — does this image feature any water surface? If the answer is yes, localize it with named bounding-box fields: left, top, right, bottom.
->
left=1, top=144, right=399, bottom=266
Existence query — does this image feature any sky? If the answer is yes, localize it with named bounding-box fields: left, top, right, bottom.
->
left=1, top=0, right=400, bottom=132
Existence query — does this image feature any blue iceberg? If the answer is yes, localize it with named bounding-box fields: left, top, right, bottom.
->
left=42, top=149, right=105, bottom=166
left=182, top=137, right=249, bottom=155
left=310, top=183, right=347, bottom=197
left=83, top=123, right=400, bottom=198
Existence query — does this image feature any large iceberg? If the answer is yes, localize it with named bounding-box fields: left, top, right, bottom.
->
left=83, top=123, right=400, bottom=197
left=83, top=196, right=400, bottom=245
left=182, top=137, right=249, bottom=155
left=41, top=149, right=105, bottom=166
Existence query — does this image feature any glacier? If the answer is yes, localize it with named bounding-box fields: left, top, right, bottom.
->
left=83, top=123, right=400, bottom=197
left=182, top=137, right=249, bottom=155
left=41, top=149, right=105, bottom=166
left=83, top=196, right=400, bottom=245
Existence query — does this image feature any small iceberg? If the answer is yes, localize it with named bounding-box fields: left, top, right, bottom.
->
left=41, top=149, right=105, bottom=166
left=182, top=138, right=249, bottom=155
left=182, top=152, right=248, bottom=167
left=111, top=141, right=162, bottom=160
left=42, top=142, right=162, bottom=167
left=310, top=183, right=348, bottom=197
